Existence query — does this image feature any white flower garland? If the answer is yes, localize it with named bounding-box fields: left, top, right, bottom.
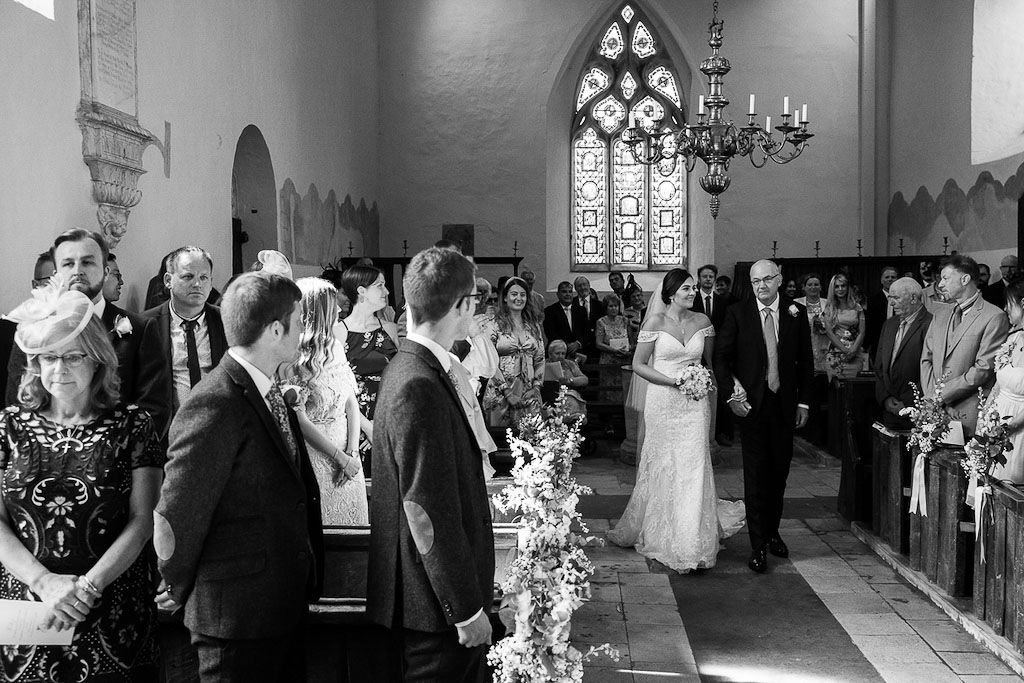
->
left=488, top=388, right=618, bottom=682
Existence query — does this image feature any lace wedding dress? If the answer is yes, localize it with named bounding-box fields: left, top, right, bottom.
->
left=608, top=328, right=745, bottom=571
left=299, top=340, right=369, bottom=525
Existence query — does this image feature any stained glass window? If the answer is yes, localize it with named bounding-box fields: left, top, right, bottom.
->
left=571, top=3, right=686, bottom=271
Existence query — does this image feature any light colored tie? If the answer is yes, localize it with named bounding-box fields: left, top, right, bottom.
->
left=564, top=306, right=573, bottom=331
left=891, top=320, right=907, bottom=368
left=762, top=308, right=780, bottom=392
left=705, top=295, right=712, bottom=318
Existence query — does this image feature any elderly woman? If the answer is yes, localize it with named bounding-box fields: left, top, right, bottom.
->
left=544, top=339, right=589, bottom=424
left=595, top=293, right=634, bottom=402
left=0, top=288, right=163, bottom=681
left=483, top=276, right=545, bottom=428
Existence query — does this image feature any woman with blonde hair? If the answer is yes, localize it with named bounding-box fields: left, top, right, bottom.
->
left=822, top=273, right=867, bottom=378
left=282, top=277, right=366, bottom=524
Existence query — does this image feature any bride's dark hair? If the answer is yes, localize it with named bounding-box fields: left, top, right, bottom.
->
left=661, top=268, right=693, bottom=304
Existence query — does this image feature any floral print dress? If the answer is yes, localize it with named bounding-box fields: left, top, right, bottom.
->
left=343, top=325, right=398, bottom=471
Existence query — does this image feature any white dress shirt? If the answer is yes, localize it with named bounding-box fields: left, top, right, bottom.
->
left=227, top=349, right=275, bottom=410
left=170, top=304, right=215, bottom=410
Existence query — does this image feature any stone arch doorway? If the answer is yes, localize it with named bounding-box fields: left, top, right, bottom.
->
left=231, top=125, right=277, bottom=274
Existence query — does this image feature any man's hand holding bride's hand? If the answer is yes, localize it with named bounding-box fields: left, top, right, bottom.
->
left=728, top=398, right=751, bottom=417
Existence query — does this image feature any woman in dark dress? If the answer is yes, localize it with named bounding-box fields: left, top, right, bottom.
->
left=0, top=288, right=163, bottom=682
left=334, top=265, right=399, bottom=472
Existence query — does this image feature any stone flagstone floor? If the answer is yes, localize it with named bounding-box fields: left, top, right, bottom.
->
left=570, top=443, right=1022, bottom=682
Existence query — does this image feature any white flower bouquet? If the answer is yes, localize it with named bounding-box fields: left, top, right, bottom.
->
left=899, top=374, right=952, bottom=458
left=675, top=365, right=714, bottom=401
left=961, top=389, right=1011, bottom=481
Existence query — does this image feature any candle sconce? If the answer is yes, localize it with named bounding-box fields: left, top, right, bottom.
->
left=856, top=239, right=862, bottom=257
left=898, top=238, right=905, bottom=256
left=814, top=240, right=820, bottom=258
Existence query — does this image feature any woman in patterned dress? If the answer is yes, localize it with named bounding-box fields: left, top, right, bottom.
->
left=822, top=273, right=867, bottom=378
left=595, top=294, right=635, bottom=402
left=0, top=289, right=163, bottom=682
left=483, top=277, right=545, bottom=429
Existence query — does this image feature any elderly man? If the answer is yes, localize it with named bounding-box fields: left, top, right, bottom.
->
left=873, top=278, right=932, bottom=430
left=921, top=255, right=1008, bottom=434
left=574, top=276, right=605, bottom=357
left=983, top=254, right=1019, bottom=309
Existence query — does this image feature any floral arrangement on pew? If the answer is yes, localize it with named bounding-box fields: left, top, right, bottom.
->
left=488, top=387, right=618, bottom=682
left=899, top=373, right=952, bottom=516
left=674, top=364, right=715, bottom=401
left=961, top=389, right=1012, bottom=563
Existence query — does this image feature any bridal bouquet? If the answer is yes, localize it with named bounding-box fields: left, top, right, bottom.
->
left=675, top=365, right=714, bottom=401
left=961, top=390, right=1011, bottom=481
left=489, top=388, right=618, bottom=682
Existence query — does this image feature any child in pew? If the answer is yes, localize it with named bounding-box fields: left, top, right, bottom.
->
left=544, top=339, right=589, bottom=425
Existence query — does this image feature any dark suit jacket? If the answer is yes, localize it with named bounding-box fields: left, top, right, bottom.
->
left=543, top=302, right=588, bottom=348
left=155, top=354, right=323, bottom=640
left=983, top=279, right=1007, bottom=309
left=142, top=301, right=228, bottom=415
left=692, top=290, right=728, bottom=330
left=713, top=296, right=815, bottom=418
left=0, top=320, right=15, bottom=397
left=5, top=302, right=171, bottom=436
left=864, top=291, right=890, bottom=359
left=368, top=341, right=494, bottom=632
left=873, top=309, right=932, bottom=430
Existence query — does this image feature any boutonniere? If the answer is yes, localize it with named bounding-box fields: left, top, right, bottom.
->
left=788, top=304, right=800, bottom=318
left=113, top=314, right=133, bottom=337
left=279, top=384, right=302, bottom=409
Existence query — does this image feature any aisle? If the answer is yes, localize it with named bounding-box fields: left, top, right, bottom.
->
left=573, top=443, right=1021, bottom=682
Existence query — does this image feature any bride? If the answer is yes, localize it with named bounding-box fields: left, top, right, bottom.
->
left=608, top=269, right=744, bottom=571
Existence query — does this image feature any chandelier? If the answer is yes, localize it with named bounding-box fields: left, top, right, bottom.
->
left=621, top=1, right=813, bottom=218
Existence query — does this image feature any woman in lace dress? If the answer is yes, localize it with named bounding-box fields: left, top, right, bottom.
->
left=989, top=278, right=1024, bottom=484
left=283, top=278, right=366, bottom=524
left=608, top=270, right=744, bottom=572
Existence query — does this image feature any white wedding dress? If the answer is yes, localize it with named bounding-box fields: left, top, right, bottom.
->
left=298, top=340, right=369, bottom=525
left=608, top=327, right=745, bottom=571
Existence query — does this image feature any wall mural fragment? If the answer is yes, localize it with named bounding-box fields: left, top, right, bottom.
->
left=278, top=179, right=380, bottom=266
left=888, top=161, right=1023, bottom=253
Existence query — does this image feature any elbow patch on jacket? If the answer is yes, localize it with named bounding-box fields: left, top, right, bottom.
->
left=153, top=511, right=175, bottom=561
left=404, top=500, right=435, bottom=555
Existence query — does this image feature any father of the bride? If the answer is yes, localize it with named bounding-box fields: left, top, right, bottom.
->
left=368, top=247, right=495, bottom=682
left=714, top=259, right=815, bottom=573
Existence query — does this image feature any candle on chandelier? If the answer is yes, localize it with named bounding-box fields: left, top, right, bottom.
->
left=802, top=103, right=808, bottom=123
left=749, top=94, right=755, bottom=115
left=783, top=96, right=790, bottom=116
left=698, top=95, right=705, bottom=115
left=765, top=115, right=772, bottom=130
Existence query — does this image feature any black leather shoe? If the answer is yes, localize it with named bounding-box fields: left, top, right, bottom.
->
left=747, top=547, right=767, bottom=573
left=767, top=535, right=789, bottom=558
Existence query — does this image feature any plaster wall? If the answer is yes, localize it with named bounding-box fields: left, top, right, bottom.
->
left=0, top=0, right=380, bottom=312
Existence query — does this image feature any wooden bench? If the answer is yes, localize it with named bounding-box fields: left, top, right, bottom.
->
left=871, top=425, right=912, bottom=557
left=972, top=480, right=1024, bottom=651
left=830, top=375, right=876, bottom=523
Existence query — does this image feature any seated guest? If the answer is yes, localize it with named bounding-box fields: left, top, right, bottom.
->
left=543, top=281, right=588, bottom=357
left=865, top=265, right=898, bottom=360
left=144, top=246, right=227, bottom=416
left=873, top=278, right=931, bottom=430
left=989, top=276, right=1024, bottom=484
left=983, top=254, right=1020, bottom=309
left=595, top=294, right=634, bottom=402
left=544, top=339, right=588, bottom=424
left=822, top=273, right=867, bottom=378
left=0, top=289, right=163, bottom=680
left=483, top=277, right=544, bottom=428
left=103, top=253, right=123, bottom=304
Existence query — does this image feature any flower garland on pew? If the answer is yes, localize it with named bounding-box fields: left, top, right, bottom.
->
left=899, top=374, right=951, bottom=516
left=488, top=387, right=618, bottom=682
left=961, top=390, right=1012, bottom=563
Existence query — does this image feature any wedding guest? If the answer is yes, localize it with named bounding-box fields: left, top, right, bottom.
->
left=608, top=269, right=626, bottom=298
left=545, top=339, right=588, bottom=423
left=715, top=274, right=736, bottom=304
left=692, top=264, right=727, bottom=329
left=978, top=263, right=992, bottom=291
left=31, top=250, right=55, bottom=289
left=783, top=277, right=799, bottom=300
left=989, top=277, right=1024, bottom=483
left=794, top=272, right=829, bottom=373
left=920, top=259, right=946, bottom=312
left=144, top=251, right=174, bottom=310
left=155, top=272, right=323, bottom=681
left=320, top=265, right=353, bottom=320
left=822, top=273, right=867, bottom=378
left=143, top=246, right=227, bottom=416
left=983, top=254, right=1020, bottom=309
left=450, top=319, right=499, bottom=480
left=103, top=253, right=123, bottom=303
left=475, top=277, right=496, bottom=321
left=872, top=278, right=931, bottom=430
left=865, top=265, right=898, bottom=360
left=921, top=255, right=1009, bottom=435
left=574, top=276, right=605, bottom=356
left=543, top=281, right=587, bottom=358
left=0, top=289, right=163, bottom=680
left=520, top=265, right=546, bottom=318
left=484, top=276, right=544, bottom=428
left=595, top=294, right=633, bottom=402
left=283, top=278, right=365, bottom=524
left=624, top=287, right=647, bottom=334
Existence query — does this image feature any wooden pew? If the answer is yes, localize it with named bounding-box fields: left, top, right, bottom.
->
left=831, top=375, right=876, bottom=522
left=972, top=480, right=1024, bottom=652
left=871, top=424, right=912, bottom=557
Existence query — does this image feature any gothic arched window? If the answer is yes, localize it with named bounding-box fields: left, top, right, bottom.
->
left=571, top=4, right=686, bottom=271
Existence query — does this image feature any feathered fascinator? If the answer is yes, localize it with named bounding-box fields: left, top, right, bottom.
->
left=5, top=276, right=95, bottom=355
left=258, top=250, right=294, bottom=280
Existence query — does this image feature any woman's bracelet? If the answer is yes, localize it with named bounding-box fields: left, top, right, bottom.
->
left=78, top=575, right=102, bottom=597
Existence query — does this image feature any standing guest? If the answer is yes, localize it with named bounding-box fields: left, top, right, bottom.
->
left=921, top=255, right=1009, bottom=435
left=320, top=265, right=353, bottom=320
left=989, top=277, right=1024, bottom=483
left=31, top=251, right=56, bottom=290
left=143, top=246, right=227, bottom=416
left=865, top=266, right=899, bottom=360
left=337, top=265, right=399, bottom=464
left=783, top=278, right=799, bottom=300
left=692, top=264, right=732, bottom=444
left=873, top=278, right=932, bottom=430
left=368, top=247, right=494, bottom=682
left=978, top=263, right=992, bottom=292
left=624, top=287, right=647, bottom=333
left=154, top=273, right=323, bottom=682
left=103, top=253, right=123, bottom=303
left=574, top=276, right=605, bottom=356
left=715, top=274, right=736, bottom=305
left=983, top=254, right=1020, bottom=309
left=519, top=265, right=547, bottom=320
left=608, top=269, right=627, bottom=300
left=595, top=294, right=634, bottom=402
left=0, top=289, right=163, bottom=681
left=0, top=254, right=54, bottom=393
left=543, top=281, right=588, bottom=358
left=822, top=273, right=867, bottom=378
left=919, top=259, right=946, bottom=312
left=794, top=273, right=829, bottom=373
left=144, top=251, right=174, bottom=310
left=484, top=277, right=545, bottom=428
left=6, top=230, right=170, bottom=439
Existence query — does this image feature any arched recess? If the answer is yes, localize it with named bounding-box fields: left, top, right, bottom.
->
left=231, top=125, right=277, bottom=274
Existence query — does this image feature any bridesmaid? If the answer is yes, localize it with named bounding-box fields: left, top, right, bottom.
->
left=989, top=277, right=1024, bottom=484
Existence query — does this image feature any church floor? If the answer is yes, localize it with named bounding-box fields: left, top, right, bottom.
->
left=572, top=442, right=1022, bottom=682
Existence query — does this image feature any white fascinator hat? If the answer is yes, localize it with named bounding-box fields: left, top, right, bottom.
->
left=6, top=277, right=95, bottom=355
left=257, top=250, right=294, bottom=280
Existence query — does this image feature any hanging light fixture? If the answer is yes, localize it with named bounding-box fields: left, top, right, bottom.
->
left=621, top=0, right=814, bottom=218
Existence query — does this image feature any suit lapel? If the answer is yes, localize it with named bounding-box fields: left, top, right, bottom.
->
left=205, top=304, right=227, bottom=364
left=893, top=313, right=925, bottom=365
left=946, top=303, right=984, bottom=359
left=157, top=303, right=173, bottom=369
left=400, top=341, right=476, bottom=441
left=748, top=299, right=767, bottom=364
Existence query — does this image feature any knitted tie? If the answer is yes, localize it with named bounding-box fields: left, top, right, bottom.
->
left=180, top=319, right=202, bottom=387
left=266, top=387, right=298, bottom=467
left=705, top=295, right=712, bottom=318
left=763, top=308, right=781, bottom=392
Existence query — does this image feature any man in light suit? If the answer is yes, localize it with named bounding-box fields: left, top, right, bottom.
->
left=921, top=255, right=1009, bottom=435
left=873, top=278, right=932, bottom=430
left=368, top=247, right=494, bottom=682
left=154, top=272, right=323, bottom=682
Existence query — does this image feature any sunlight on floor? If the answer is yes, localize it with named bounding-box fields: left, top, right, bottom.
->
left=698, top=664, right=846, bottom=682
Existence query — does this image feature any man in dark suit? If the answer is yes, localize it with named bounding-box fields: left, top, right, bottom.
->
left=543, top=281, right=588, bottom=356
left=692, top=264, right=732, bottom=444
left=982, top=254, right=1019, bottom=309
left=574, top=276, right=605, bottom=357
left=368, top=247, right=494, bottom=682
left=154, top=272, right=323, bottom=682
left=873, top=278, right=931, bottom=430
left=143, top=246, right=227, bottom=416
left=0, top=252, right=54, bottom=394
left=5, top=230, right=170, bottom=436
left=864, top=265, right=898, bottom=361
left=714, top=259, right=815, bottom=574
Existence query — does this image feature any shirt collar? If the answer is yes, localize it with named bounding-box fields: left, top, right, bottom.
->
left=957, top=291, right=981, bottom=313
left=406, top=332, right=452, bottom=373
left=901, top=306, right=923, bottom=326
left=758, top=296, right=780, bottom=315
left=170, top=301, right=206, bottom=324
left=92, top=295, right=106, bottom=319
left=227, top=349, right=275, bottom=399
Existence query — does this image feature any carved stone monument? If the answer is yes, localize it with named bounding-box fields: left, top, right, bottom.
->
left=76, top=0, right=168, bottom=247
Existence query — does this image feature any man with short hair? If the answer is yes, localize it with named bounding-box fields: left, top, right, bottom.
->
left=0, top=254, right=54, bottom=392
left=543, top=281, right=587, bottom=357
left=154, top=272, right=323, bottom=682
left=873, top=278, right=932, bottom=430
left=368, top=247, right=494, bottom=682
left=865, top=266, right=899, bottom=360
left=692, top=264, right=732, bottom=444
left=30, top=251, right=54, bottom=289
left=5, top=230, right=170, bottom=436
left=922, top=255, right=1008, bottom=434
left=715, top=274, right=736, bottom=304
left=574, top=276, right=605, bottom=357
left=519, top=266, right=546, bottom=318
left=978, top=263, right=991, bottom=289
left=982, top=254, right=1019, bottom=309
left=608, top=270, right=626, bottom=300
left=144, top=246, right=227, bottom=416
left=919, top=259, right=946, bottom=312
left=102, top=253, right=123, bottom=303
